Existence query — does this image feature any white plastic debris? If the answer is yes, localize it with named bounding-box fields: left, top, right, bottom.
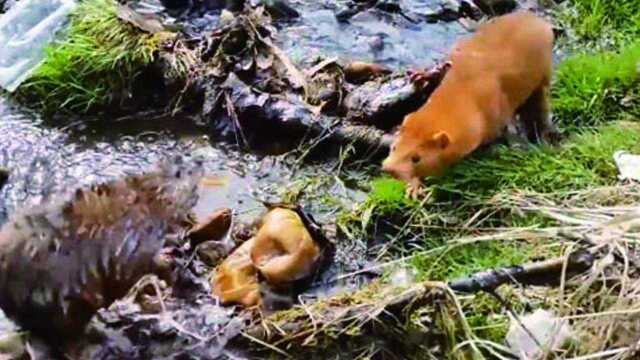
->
left=505, top=309, right=571, bottom=360
left=614, top=151, right=640, bottom=181
left=0, top=0, right=77, bottom=92
left=389, top=266, right=417, bottom=286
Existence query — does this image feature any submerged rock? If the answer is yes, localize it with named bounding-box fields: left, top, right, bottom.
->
left=343, top=61, right=391, bottom=84
left=471, top=0, right=517, bottom=15
left=0, top=155, right=203, bottom=346
left=197, top=239, right=233, bottom=266
left=188, top=207, right=233, bottom=246
left=259, top=0, right=299, bottom=19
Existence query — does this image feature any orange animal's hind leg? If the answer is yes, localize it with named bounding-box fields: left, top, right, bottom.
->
left=515, top=81, right=558, bottom=144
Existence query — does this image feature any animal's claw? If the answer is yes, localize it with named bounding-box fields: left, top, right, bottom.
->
left=405, top=179, right=425, bottom=200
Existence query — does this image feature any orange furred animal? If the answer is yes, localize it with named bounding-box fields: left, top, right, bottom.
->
left=211, top=238, right=260, bottom=307
left=250, top=208, right=321, bottom=285
left=382, top=11, right=555, bottom=198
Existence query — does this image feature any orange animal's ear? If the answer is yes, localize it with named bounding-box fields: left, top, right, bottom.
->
left=432, top=131, right=450, bottom=149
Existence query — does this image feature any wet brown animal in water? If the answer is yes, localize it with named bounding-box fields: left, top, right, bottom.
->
left=0, top=156, right=203, bottom=346
left=382, top=11, right=555, bottom=198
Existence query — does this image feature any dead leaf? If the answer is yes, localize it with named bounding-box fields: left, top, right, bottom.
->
left=116, top=4, right=165, bottom=33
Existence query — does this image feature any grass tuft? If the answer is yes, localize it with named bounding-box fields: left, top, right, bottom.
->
left=367, top=177, right=417, bottom=213
left=552, top=40, right=640, bottom=127
left=554, top=0, right=640, bottom=48
left=18, top=0, right=167, bottom=114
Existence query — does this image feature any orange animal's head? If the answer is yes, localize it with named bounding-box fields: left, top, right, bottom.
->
left=382, top=113, right=452, bottom=182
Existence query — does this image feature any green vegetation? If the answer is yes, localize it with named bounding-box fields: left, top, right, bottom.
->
left=554, top=0, right=640, bottom=48
left=366, top=177, right=417, bottom=213
left=411, top=240, right=534, bottom=281
left=552, top=40, right=640, bottom=127
left=18, top=0, right=166, bottom=114
left=431, top=122, right=640, bottom=199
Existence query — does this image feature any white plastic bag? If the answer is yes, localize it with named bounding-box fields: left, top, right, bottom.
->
left=614, top=151, right=640, bottom=181
left=0, top=0, right=77, bottom=92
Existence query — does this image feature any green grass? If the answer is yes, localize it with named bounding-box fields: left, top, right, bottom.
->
left=430, top=122, right=640, bottom=200
left=552, top=40, right=640, bottom=127
left=411, top=241, right=534, bottom=281
left=18, top=0, right=166, bottom=114
left=367, top=177, right=417, bottom=213
left=554, top=0, right=640, bottom=48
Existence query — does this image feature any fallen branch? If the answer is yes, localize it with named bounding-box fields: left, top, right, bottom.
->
left=448, top=250, right=595, bottom=293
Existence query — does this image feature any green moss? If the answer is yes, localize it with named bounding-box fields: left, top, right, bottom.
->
left=367, top=177, right=417, bottom=213
left=552, top=40, right=640, bottom=127
left=430, top=122, right=640, bottom=200
left=18, top=0, right=166, bottom=114
left=411, top=241, right=534, bottom=281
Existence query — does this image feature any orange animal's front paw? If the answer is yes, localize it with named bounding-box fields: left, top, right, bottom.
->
left=405, top=179, right=425, bottom=200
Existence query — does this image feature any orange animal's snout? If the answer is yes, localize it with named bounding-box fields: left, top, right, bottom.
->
left=381, top=157, right=392, bottom=174
left=382, top=156, right=403, bottom=180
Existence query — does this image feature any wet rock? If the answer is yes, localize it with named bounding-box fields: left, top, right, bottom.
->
left=160, top=0, right=191, bottom=10
left=335, top=0, right=407, bottom=21
left=131, top=276, right=169, bottom=313
left=222, top=0, right=245, bottom=12
left=344, top=76, right=427, bottom=130
left=345, top=60, right=450, bottom=130
left=211, top=238, right=260, bottom=307
left=205, top=73, right=320, bottom=152
left=306, top=58, right=345, bottom=114
left=261, top=0, right=299, bottom=19
left=151, top=247, right=181, bottom=284
left=197, top=239, right=233, bottom=266
left=472, top=0, right=517, bottom=15
left=0, top=332, right=26, bottom=359
left=258, top=280, right=295, bottom=313
left=421, top=0, right=467, bottom=22
left=0, top=155, right=203, bottom=346
left=344, top=61, right=392, bottom=84
left=0, top=167, right=7, bottom=189
left=188, top=207, right=233, bottom=246
left=250, top=208, right=321, bottom=285
left=218, top=8, right=235, bottom=26
left=158, top=0, right=244, bottom=11
left=206, top=73, right=393, bottom=157
left=0, top=0, right=18, bottom=13
left=375, top=0, right=402, bottom=13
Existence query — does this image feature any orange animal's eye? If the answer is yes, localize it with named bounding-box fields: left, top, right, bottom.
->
left=411, top=155, right=420, bottom=164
